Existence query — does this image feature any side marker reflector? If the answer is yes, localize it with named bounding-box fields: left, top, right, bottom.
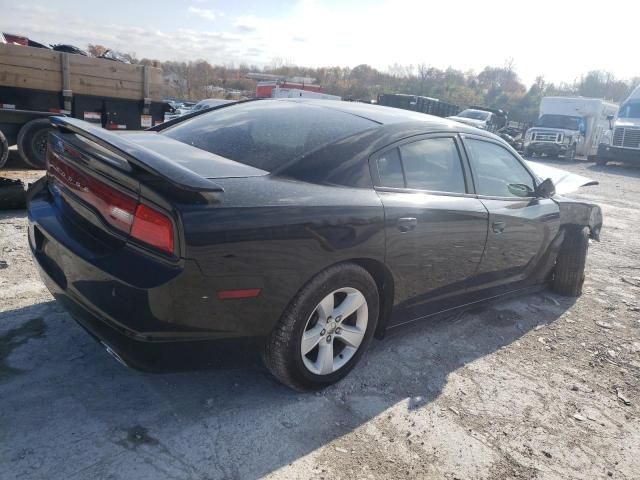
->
left=217, top=288, right=262, bottom=300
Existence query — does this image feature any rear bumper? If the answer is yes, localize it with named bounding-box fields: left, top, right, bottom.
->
left=597, top=144, right=640, bottom=164
left=27, top=179, right=276, bottom=356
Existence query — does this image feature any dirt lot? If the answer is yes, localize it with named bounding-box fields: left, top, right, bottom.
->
left=1, top=154, right=639, bottom=479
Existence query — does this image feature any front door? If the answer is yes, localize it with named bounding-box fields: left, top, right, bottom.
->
left=461, top=135, right=561, bottom=296
left=372, top=135, right=489, bottom=325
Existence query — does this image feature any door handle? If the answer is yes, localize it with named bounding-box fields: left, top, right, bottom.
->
left=492, top=221, right=506, bottom=233
left=397, top=217, right=418, bottom=232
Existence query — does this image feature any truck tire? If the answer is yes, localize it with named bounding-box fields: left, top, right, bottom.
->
left=552, top=227, right=589, bottom=297
left=0, top=130, right=8, bottom=169
left=17, top=119, right=52, bottom=169
left=262, top=263, right=379, bottom=391
left=596, top=157, right=608, bottom=166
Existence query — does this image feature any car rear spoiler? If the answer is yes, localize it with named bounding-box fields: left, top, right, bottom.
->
left=49, top=116, right=224, bottom=194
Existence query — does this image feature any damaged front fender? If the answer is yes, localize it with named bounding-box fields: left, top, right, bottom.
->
left=554, top=197, right=603, bottom=241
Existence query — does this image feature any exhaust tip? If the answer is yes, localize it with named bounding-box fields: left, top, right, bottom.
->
left=100, top=341, right=129, bottom=368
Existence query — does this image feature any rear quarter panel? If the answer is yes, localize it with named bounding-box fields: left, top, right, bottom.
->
left=177, top=176, right=386, bottom=336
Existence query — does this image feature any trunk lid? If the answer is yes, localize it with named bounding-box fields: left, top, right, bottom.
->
left=120, top=131, right=267, bottom=179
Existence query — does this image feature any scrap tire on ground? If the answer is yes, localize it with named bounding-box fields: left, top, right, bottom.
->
left=262, top=262, right=379, bottom=391
left=552, top=227, right=589, bottom=297
left=0, top=178, right=26, bottom=210
left=0, top=130, right=8, bottom=169
left=17, top=118, right=53, bottom=169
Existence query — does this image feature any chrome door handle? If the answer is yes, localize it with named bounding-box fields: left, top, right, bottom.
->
left=492, top=221, right=506, bottom=233
left=397, top=217, right=417, bottom=232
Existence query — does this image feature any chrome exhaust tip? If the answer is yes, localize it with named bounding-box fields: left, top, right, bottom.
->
left=100, top=341, right=129, bottom=368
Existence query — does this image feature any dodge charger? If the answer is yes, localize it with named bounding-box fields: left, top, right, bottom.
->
left=27, top=99, right=602, bottom=390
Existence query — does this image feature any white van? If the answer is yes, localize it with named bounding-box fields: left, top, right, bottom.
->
left=524, top=97, right=618, bottom=160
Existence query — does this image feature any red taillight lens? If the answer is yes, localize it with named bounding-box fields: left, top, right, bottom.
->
left=48, top=148, right=175, bottom=255
left=48, top=151, right=137, bottom=233
left=131, top=204, right=174, bottom=254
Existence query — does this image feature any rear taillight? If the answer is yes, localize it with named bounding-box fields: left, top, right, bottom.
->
left=47, top=149, right=175, bottom=255
left=48, top=150, right=137, bottom=232
left=131, top=204, right=174, bottom=254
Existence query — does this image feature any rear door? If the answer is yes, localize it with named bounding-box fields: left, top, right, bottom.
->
left=372, top=134, right=489, bottom=324
left=461, top=134, right=560, bottom=294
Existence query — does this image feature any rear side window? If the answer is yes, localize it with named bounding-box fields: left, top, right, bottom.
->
left=162, top=101, right=377, bottom=171
left=377, top=148, right=404, bottom=188
left=399, top=138, right=466, bottom=193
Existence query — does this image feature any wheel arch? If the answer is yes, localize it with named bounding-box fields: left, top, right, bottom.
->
left=348, top=258, right=395, bottom=339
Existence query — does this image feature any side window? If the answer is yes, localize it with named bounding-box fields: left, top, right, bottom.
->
left=399, top=138, right=466, bottom=193
left=377, top=148, right=405, bottom=188
left=464, top=139, right=535, bottom=197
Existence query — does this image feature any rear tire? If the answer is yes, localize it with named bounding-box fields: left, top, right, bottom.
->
left=17, top=119, right=52, bottom=169
left=0, top=130, right=8, bottom=169
left=552, top=227, right=589, bottom=297
left=262, top=263, right=379, bottom=391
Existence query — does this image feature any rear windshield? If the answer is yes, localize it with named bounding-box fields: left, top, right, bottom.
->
left=162, top=100, right=378, bottom=171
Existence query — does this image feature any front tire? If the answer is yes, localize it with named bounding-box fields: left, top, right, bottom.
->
left=17, top=119, right=52, bottom=169
left=552, top=227, right=589, bottom=297
left=262, top=263, right=379, bottom=391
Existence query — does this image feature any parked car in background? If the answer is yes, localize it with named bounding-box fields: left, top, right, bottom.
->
left=28, top=99, right=602, bottom=390
left=597, top=86, right=640, bottom=166
left=447, top=107, right=506, bottom=132
left=192, top=98, right=234, bottom=112
left=524, top=97, right=618, bottom=161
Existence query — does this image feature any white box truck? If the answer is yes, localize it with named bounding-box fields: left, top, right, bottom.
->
left=524, top=97, right=618, bottom=161
left=597, top=86, right=640, bottom=166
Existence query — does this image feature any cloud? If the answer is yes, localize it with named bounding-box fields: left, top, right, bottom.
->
left=5, top=0, right=639, bottom=86
left=187, top=6, right=221, bottom=21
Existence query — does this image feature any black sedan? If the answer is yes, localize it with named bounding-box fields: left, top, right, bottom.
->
left=27, top=99, right=602, bottom=390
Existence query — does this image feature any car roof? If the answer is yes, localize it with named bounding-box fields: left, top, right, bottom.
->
left=277, top=98, right=468, bottom=127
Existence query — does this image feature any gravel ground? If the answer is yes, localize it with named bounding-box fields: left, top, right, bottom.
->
left=1, top=154, right=639, bottom=479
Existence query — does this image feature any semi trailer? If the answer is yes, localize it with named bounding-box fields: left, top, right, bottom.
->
left=0, top=42, right=168, bottom=169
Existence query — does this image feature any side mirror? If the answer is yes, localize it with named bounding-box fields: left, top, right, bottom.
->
left=535, top=178, right=556, bottom=198
left=606, top=114, right=614, bottom=130
left=606, top=114, right=614, bottom=121
left=507, top=183, right=535, bottom=197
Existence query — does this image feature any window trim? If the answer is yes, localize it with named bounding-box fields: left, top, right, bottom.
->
left=369, top=133, right=475, bottom=197
left=460, top=133, right=539, bottom=201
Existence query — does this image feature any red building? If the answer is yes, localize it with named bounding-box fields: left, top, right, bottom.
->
left=256, top=81, right=323, bottom=98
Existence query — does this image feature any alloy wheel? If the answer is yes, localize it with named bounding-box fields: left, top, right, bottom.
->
left=300, top=287, right=368, bottom=375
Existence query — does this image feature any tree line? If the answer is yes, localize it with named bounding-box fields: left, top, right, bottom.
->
left=87, top=45, right=639, bottom=123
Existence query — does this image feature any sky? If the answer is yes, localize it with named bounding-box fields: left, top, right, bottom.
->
left=1, top=0, right=638, bottom=87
